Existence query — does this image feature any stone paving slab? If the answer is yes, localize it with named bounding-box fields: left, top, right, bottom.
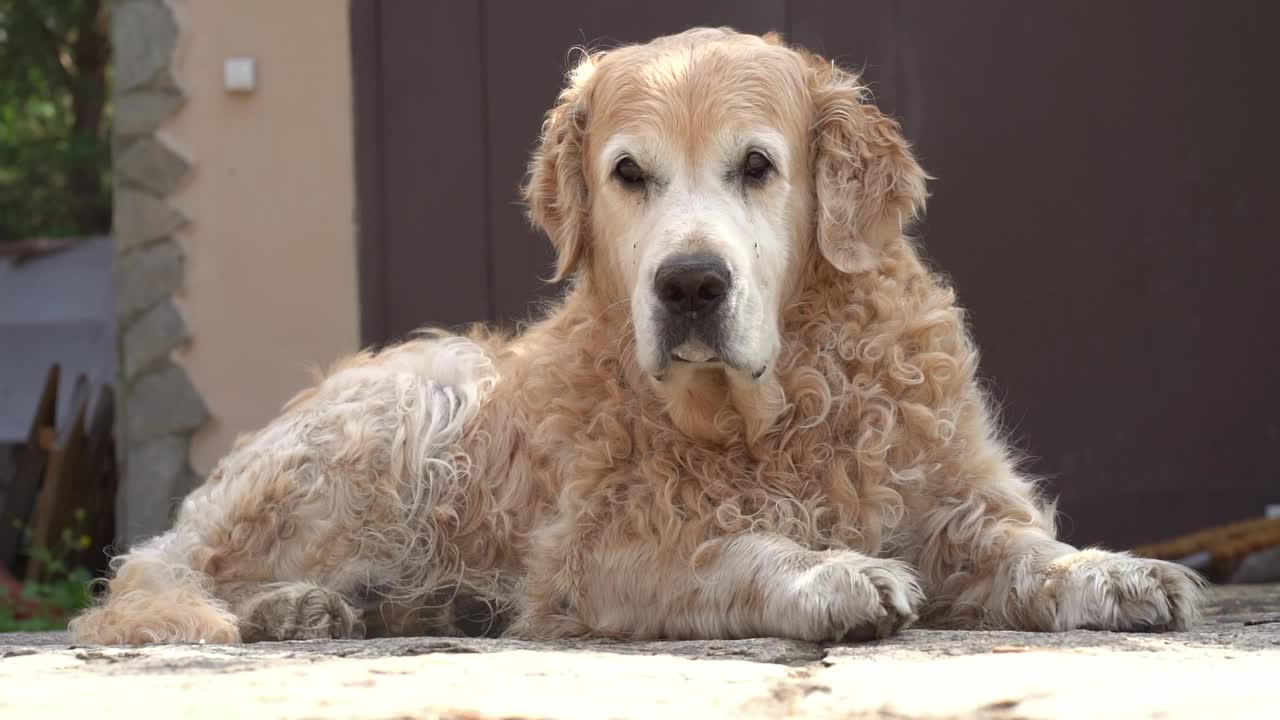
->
left=1, top=585, right=1277, bottom=719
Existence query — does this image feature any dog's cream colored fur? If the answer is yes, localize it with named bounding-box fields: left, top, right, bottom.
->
left=71, top=28, right=1201, bottom=645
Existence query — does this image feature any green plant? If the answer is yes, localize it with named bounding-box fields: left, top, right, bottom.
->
left=0, top=511, right=96, bottom=632
left=0, top=0, right=111, bottom=243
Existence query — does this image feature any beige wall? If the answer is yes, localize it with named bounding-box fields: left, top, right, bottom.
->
left=166, top=0, right=360, bottom=474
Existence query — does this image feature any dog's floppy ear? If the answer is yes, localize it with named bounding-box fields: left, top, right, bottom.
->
left=807, top=55, right=929, bottom=274
left=523, top=53, right=601, bottom=282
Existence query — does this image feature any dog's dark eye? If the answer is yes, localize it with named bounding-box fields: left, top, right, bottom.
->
left=742, top=150, right=773, bottom=183
left=614, top=157, right=646, bottom=189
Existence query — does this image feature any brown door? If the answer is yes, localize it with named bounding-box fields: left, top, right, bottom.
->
left=352, top=1, right=1280, bottom=548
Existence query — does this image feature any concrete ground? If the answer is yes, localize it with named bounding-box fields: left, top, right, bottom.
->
left=1, top=584, right=1276, bottom=719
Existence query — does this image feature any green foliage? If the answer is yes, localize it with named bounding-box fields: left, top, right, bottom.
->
left=0, top=565, right=93, bottom=632
left=0, top=0, right=110, bottom=243
left=0, top=510, right=96, bottom=632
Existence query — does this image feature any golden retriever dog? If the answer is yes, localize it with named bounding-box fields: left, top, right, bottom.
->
left=72, top=28, right=1202, bottom=645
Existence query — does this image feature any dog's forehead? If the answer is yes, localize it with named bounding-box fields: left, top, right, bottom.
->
left=588, top=39, right=810, bottom=150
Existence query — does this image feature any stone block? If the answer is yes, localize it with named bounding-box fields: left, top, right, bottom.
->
left=115, top=238, right=184, bottom=320
left=126, top=362, right=208, bottom=443
left=116, top=137, right=190, bottom=195
left=120, top=433, right=189, bottom=545
left=114, top=92, right=184, bottom=136
left=112, top=0, right=179, bottom=93
left=122, top=299, right=188, bottom=380
left=114, top=189, right=186, bottom=253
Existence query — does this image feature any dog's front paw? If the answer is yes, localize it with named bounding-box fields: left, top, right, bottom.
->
left=1037, top=549, right=1204, bottom=632
left=239, top=584, right=364, bottom=642
left=782, top=553, right=923, bottom=642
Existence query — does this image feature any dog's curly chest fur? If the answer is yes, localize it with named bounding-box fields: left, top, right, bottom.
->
left=477, top=256, right=975, bottom=570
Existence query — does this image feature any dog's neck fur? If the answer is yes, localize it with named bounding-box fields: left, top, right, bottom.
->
left=556, top=247, right=879, bottom=451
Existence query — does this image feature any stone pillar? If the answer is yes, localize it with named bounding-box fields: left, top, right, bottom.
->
left=110, top=0, right=207, bottom=546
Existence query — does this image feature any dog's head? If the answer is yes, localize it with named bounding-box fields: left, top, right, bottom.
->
left=525, top=28, right=927, bottom=383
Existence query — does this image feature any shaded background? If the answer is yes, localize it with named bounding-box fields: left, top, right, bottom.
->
left=352, top=0, right=1280, bottom=548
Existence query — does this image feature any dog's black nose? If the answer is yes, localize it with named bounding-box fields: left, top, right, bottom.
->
left=654, top=254, right=731, bottom=316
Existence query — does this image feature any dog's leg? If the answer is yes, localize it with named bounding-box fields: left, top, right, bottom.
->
left=516, top=533, right=922, bottom=642
left=71, top=336, right=499, bottom=645
left=228, top=582, right=364, bottom=642
left=712, top=535, right=923, bottom=642
left=66, top=532, right=242, bottom=644
left=908, top=464, right=1204, bottom=631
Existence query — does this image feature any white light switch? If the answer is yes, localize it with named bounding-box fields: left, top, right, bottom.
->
left=224, top=57, right=257, bottom=93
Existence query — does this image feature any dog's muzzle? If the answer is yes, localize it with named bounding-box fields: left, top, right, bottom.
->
left=652, top=253, right=732, bottom=365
